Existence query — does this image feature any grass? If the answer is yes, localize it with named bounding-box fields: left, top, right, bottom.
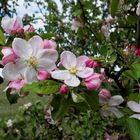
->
left=0, top=83, right=49, bottom=119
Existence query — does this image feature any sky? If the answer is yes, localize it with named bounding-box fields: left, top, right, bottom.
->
left=9, top=0, right=63, bottom=29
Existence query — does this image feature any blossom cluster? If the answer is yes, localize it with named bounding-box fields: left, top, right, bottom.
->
left=1, top=16, right=140, bottom=120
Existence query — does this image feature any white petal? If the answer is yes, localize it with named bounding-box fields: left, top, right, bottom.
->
left=130, top=114, right=140, bottom=120
left=2, top=59, right=26, bottom=81
left=37, top=49, right=58, bottom=68
left=61, top=51, right=76, bottom=69
left=76, top=55, right=88, bottom=69
left=24, top=67, right=37, bottom=83
left=110, top=107, right=123, bottom=118
left=109, top=95, right=124, bottom=106
left=1, top=16, right=14, bottom=34
left=127, top=101, right=140, bottom=113
left=76, top=67, right=93, bottom=78
left=28, top=36, right=44, bottom=55
left=64, top=75, right=80, bottom=87
left=12, top=38, right=32, bottom=58
left=51, top=70, right=70, bottom=80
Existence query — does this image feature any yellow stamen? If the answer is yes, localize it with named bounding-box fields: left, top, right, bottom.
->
left=69, top=66, right=77, bottom=75
left=27, top=56, right=38, bottom=67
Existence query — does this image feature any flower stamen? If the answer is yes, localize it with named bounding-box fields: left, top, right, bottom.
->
left=69, top=66, right=77, bottom=75
left=27, top=56, right=38, bottom=67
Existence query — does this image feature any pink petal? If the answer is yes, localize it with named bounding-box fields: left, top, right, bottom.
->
left=37, top=70, right=50, bottom=80
left=64, top=75, right=80, bottom=87
left=76, top=67, right=93, bottom=78
left=1, top=47, right=13, bottom=56
left=61, top=51, right=76, bottom=69
left=13, top=17, right=23, bottom=31
left=9, top=79, right=25, bottom=91
left=127, top=101, right=140, bottom=113
left=43, top=39, right=57, bottom=49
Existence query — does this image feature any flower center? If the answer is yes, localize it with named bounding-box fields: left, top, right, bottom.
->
left=69, top=66, right=77, bottom=75
left=27, top=56, right=38, bottom=67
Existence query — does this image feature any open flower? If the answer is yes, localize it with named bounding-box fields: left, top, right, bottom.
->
left=51, top=51, right=93, bottom=87
left=2, top=36, right=58, bottom=83
left=127, top=101, right=140, bottom=120
left=99, top=94, right=124, bottom=118
left=1, top=16, right=23, bottom=35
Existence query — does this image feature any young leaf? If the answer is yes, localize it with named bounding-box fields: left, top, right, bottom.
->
left=126, top=118, right=140, bottom=140
left=111, top=0, right=119, bottom=17
left=0, top=29, right=6, bottom=45
left=23, top=80, right=59, bottom=94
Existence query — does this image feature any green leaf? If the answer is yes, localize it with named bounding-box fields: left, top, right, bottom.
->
left=111, top=0, right=119, bottom=17
left=84, top=91, right=99, bottom=111
left=6, top=88, right=20, bottom=104
left=126, top=118, right=140, bottom=140
left=51, top=95, right=70, bottom=120
left=0, top=29, right=6, bottom=45
left=23, top=80, right=59, bottom=94
left=131, top=61, right=140, bottom=79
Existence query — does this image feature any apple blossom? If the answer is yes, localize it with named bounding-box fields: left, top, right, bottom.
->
left=51, top=51, right=93, bottom=87
left=1, top=47, right=17, bottom=65
left=99, top=94, right=124, bottom=118
left=71, top=17, right=83, bottom=31
left=127, top=101, right=140, bottom=120
left=2, top=35, right=58, bottom=83
left=60, top=84, right=69, bottom=94
left=43, top=39, right=57, bottom=49
left=84, top=73, right=103, bottom=90
left=101, top=25, right=110, bottom=37
left=105, top=15, right=113, bottom=24
left=135, top=49, right=140, bottom=56
left=6, top=119, right=13, bottom=128
left=37, top=70, right=50, bottom=80
left=1, top=16, right=23, bottom=35
left=24, top=102, right=32, bottom=110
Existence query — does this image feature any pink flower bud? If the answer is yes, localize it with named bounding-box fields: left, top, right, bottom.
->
left=9, top=80, right=25, bottom=91
left=59, top=84, right=69, bottom=94
left=135, top=49, right=140, bottom=56
left=84, top=73, right=103, bottom=90
left=99, top=89, right=111, bottom=99
left=43, top=39, right=57, bottom=50
left=37, top=70, right=50, bottom=81
left=85, top=58, right=99, bottom=68
left=1, top=47, right=18, bottom=65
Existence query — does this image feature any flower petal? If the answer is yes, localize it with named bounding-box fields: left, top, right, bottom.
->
left=28, top=36, right=44, bottom=55
left=109, top=107, right=123, bottom=118
left=1, top=16, right=14, bottom=34
left=2, top=59, right=26, bottom=81
left=12, top=38, right=32, bottom=58
left=61, top=51, right=76, bottom=69
left=13, top=17, right=23, bottom=30
left=51, top=70, right=70, bottom=80
left=64, top=75, right=80, bottom=87
left=127, top=101, right=140, bottom=113
left=109, top=95, right=124, bottom=106
left=76, top=67, right=93, bottom=78
left=24, top=67, right=37, bottom=83
left=37, top=49, right=58, bottom=70
left=76, top=55, right=88, bottom=69
left=130, top=114, right=140, bottom=120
